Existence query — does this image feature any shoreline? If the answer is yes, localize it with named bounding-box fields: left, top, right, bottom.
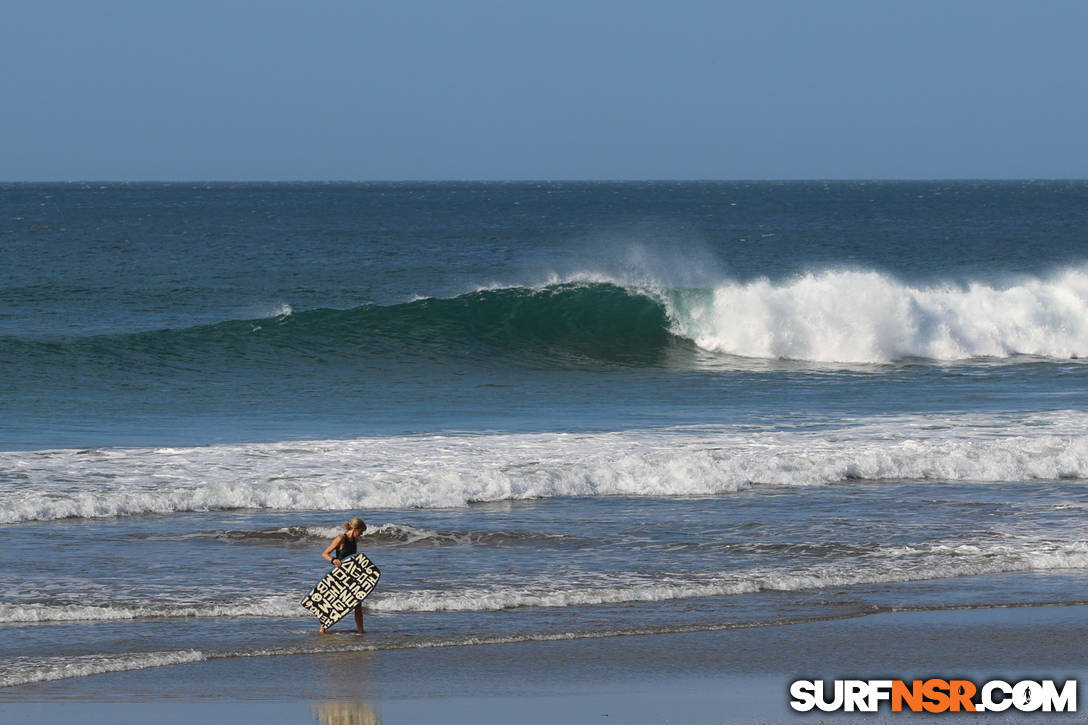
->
left=5, top=602, right=1088, bottom=723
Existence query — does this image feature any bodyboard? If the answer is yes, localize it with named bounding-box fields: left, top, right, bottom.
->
left=301, top=553, right=381, bottom=630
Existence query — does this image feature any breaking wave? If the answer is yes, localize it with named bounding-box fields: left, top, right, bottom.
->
left=669, top=267, right=1088, bottom=363
left=7, top=266, right=1088, bottom=368
left=2, top=412, right=1086, bottom=524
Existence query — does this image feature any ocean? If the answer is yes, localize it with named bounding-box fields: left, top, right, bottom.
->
left=2, top=180, right=1088, bottom=693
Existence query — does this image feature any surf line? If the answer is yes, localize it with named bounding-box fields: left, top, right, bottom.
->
left=12, top=601, right=1086, bottom=687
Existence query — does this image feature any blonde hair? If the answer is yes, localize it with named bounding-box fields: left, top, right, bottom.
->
left=344, top=517, right=366, bottom=532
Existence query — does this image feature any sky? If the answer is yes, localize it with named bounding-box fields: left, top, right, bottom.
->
left=2, top=0, right=1087, bottom=181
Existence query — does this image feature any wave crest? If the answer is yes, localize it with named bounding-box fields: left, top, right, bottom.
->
left=11, top=267, right=1088, bottom=366
left=3, top=413, right=1087, bottom=523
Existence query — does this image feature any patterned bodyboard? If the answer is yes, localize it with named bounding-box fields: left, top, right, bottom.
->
left=301, top=553, right=381, bottom=630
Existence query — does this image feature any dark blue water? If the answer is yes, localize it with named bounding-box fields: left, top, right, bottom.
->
left=4, top=181, right=1088, bottom=448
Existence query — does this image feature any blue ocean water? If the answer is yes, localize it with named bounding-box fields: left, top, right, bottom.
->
left=2, top=181, right=1088, bottom=692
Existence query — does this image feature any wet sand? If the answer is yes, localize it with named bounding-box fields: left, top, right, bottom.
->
left=4, top=604, right=1087, bottom=724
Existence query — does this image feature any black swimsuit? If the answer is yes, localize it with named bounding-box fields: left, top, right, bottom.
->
left=334, top=534, right=357, bottom=560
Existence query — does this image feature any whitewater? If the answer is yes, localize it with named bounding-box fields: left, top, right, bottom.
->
left=663, top=266, right=1088, bottom=363
left=3, top=411, right=1087, bottom=523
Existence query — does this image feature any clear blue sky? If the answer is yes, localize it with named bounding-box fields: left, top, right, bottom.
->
left=3, top=1, right=1086, bottom=180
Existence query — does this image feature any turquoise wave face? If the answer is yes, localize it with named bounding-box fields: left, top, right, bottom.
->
left=3, top=283, right=687, bottom=371
left=291, top=281, right=682, bottom=365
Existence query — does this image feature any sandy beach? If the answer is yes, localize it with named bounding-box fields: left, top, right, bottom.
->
left=5, top=603, right=1086, bottom=724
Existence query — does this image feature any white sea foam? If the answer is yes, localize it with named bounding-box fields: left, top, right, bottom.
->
left=281, top=524, right=343, bottom=539
left=0, top=650, right=205, bottom=687
left=6, top=538, right=1088, bottom=624
left=664, top=267, right=1088, bottom=363
left=206, top=523, right=491, bottom=545
left=0, top=595, right=301, bottom=624
left=368, top=539, right=1088, bottom=612
left=2, top=412, right=1086, bottom=523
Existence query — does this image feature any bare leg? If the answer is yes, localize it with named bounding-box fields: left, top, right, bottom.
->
left=354, top=604, right=364, bottom=633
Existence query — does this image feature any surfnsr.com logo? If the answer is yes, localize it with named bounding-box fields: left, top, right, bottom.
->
left=790, top=679, right=1077, bottom=713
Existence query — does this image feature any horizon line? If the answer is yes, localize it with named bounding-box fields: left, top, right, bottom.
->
left=3, top=177, right=1087, bottom=184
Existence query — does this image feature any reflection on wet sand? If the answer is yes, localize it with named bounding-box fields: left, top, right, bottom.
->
left=313, top=700, right=381, bottom=725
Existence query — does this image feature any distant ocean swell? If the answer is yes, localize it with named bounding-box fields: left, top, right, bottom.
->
left=3, top=414, right=1086, bottom=523
left=5, top=266, right=1088, bottom=367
